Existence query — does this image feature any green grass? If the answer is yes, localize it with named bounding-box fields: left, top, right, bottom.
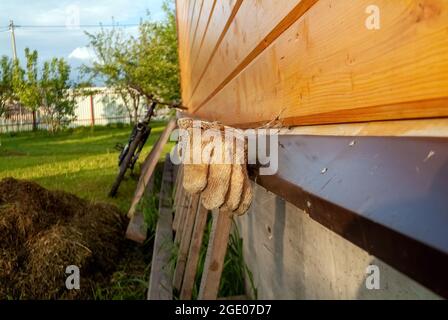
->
left=0, top=122, right=173, bottom=212
left=92, top=240, right=154, bottom=300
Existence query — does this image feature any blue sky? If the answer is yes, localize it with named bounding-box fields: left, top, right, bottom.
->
left=0, top=0, right=167, bottom=81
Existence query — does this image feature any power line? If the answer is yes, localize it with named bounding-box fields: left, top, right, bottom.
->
left=0, top=23, right=139, bottom=29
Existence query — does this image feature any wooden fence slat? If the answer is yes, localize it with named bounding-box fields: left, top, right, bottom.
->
left=176, top=192, right=193, bottom=243
left=172, top=166, right=185, bottom=232
left=173, top=164, right=181, bottom=194
left=172, top=192, right=184, bottom=233
left=148, top=155, right=175, bottom=300
left=180, top=202, right=209, bottom=300
left=198, top=209, right=233, bottom=300
left=128, top=119, right=176, bottom=218
left=174, top=190, right=188, bottom=238
left=173, top=165, right=184, bottom=218
left=125, top=166, right=157, bottom=243
left=125, top=211, right=147, bottom=244
left=173, top=193, right=201, bottom=291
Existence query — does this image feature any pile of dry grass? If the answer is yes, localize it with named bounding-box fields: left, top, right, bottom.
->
left=0, top=178, right=127, bottom=299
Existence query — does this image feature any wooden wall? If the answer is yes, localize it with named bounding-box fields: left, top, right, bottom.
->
left=176, top=0, right=448, bottom=128
left=237, top=183, right=440, bottom=299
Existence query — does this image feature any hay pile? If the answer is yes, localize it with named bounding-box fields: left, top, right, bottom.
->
left=0, top=178, right=127, bottom=299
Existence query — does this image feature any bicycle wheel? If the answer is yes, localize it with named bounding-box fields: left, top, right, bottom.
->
left=108, top=130, right=144, bottom=197
left=129, top=128, right=151, bottom=171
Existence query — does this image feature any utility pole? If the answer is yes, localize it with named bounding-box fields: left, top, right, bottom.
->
left=9, top=20, right=22, bottom=129
left=9, top=20, right=17, bottom=60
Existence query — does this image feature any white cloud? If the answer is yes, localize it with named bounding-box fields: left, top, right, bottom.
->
left=68, top=46, right=96, bottom=61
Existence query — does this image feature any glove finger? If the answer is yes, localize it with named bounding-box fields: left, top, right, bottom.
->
left=201, top=164, right=231, bottom=210
left=201, top=128, right=232, bottom=210
left=221, top=163, right=244, bottom=211
left=183, top=128, right=208, bottom=194
left=183, top=164, right=208, bottom=194
left=232, top=167, right=253, bottom=216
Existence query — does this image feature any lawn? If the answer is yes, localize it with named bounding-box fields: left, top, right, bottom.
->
left=0, top=121, right=172, bottom=213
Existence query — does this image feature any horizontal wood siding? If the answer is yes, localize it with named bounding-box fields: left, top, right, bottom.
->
left=188, top=0, right=309, bottom=108
left=177, top=0, right=448, bottom=127
left=177, top=0, right=240, bottom=104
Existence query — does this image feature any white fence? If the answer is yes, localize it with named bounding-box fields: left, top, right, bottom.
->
left=0, top=88, right=169, bottom=133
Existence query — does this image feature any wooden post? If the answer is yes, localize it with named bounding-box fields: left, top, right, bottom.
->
left=148, top=155, right=175, bottom=300
left=90, top=95, right=95, bottom=127
left=173, top=165, right=184, bottom=219
left=172, top=183, right=185, bottom=232
left=180, top=203, right=209, bottom=299
left=173, top=193, right=201, bottom=291
left=173, top=166, right=186, bottom=235
left=125, top=163, right=161, bottom=243
left=173, top=163, right=181, bottom=190
left=174, top=193, right=191, bottom=244
left=198, top=210, right=233, bottom=300
left=128, top=119, right=176, bottom=219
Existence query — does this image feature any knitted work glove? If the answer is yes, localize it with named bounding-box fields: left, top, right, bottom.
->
left=177, top=118, right=252, bottom=216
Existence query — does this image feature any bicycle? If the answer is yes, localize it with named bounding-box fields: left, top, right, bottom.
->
left=108, top=96, right=186, bottom=197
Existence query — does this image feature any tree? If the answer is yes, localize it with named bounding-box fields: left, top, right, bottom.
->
left=40, top=58, right=76, bottom=132
left=12, top=48, right=76, bottom=132
left=13, top=48, right=41, bottom=130
left=132, top=2, right=180, bottom=102
left=82, top=1, right=180, bottom=124
left=82, top=26, right=138, bottom=124
left=0, top=56, right=14, bottom=117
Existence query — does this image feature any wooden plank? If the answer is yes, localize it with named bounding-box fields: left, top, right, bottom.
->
left=173, top=165, right=184, bottom=212
left=176, top=0, right=190, bottom=44
left=125, top=167, right=156, bottom=243
left=188, top=0, right=311, bottom=109
left=281, top=118, right=448, bottom=137
left=148, top=155, right=175, bottom=300
left=175, top=0, right=186, bottom=94
left=185, top=0, right=240, bottom=106
left=182, top=0, right=200, bottom=99
left=173, top=194, right=201, bottom=291
left=188, top=0, right=216, bottom=84
left=193, top=0, right=448, bottom=127
left=172, top=164, right=180, bottom=187
left=177, top=0, right=194, bottom=101
left=187, top=0, right=205, bottom=61
left=128, top=119, right=176, bottom=218
left=125, top=213, right=147, bottom=244
left=198, top=210, right=233, bottom=300
left=180, top=203, right=209, bottom=300
left=187, top=109, right=448, bottom=136
left=172, top=184, right=185, bottom=232
left=174, top=193, right=191, bottom=243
